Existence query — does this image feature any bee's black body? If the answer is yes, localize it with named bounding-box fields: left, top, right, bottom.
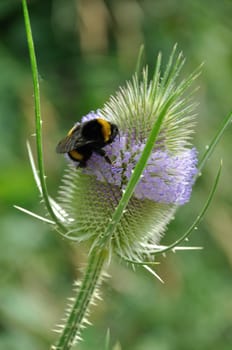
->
left=56, top=118, right=118, bottom=167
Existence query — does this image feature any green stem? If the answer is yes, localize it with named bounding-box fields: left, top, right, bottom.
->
left=53, top=249, right=106, bottom=350
left=95, top=93, right=179, bottom=251
left=22, top=0, right=66, bottom=233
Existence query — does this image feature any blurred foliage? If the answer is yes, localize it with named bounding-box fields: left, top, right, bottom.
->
left=0, top=0, right=231, bottom=349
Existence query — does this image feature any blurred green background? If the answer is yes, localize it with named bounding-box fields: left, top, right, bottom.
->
left=0, top=0, right=231, bottom=349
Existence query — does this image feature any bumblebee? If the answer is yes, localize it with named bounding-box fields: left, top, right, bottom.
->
left=56, top=118, right=119, bottom=167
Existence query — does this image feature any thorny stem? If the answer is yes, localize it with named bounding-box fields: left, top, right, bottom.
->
left=53, top=248, right=106, bottom=350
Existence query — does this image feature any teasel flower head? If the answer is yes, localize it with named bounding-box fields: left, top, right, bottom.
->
left=58, top=46, right=199, bottom=263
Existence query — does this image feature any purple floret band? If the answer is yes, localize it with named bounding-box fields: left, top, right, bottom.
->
left=68, top=112, right=198, bottom=205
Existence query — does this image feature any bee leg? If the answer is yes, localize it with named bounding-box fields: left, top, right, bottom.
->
left=76, top=151, right=92, bottom=168
left=78, top=161, right=87, bottom=168
left=94, top=149, right=112, bottom=164
left=104, top=155, right=112, bottom=164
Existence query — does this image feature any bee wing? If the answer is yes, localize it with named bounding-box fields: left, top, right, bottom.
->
left=56, top=123, right=83, bottom=153
left=56, top=126, right=96, bottom=153
left=56, top=134, right=78, bottom=153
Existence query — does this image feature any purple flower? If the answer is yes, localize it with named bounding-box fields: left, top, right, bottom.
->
left=67, top=112, right=198, bottom=206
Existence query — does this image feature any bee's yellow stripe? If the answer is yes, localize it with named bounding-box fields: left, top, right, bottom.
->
left=97, top=118, right=111, bottom=142
left=69, top=150, right=84, bottom=161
